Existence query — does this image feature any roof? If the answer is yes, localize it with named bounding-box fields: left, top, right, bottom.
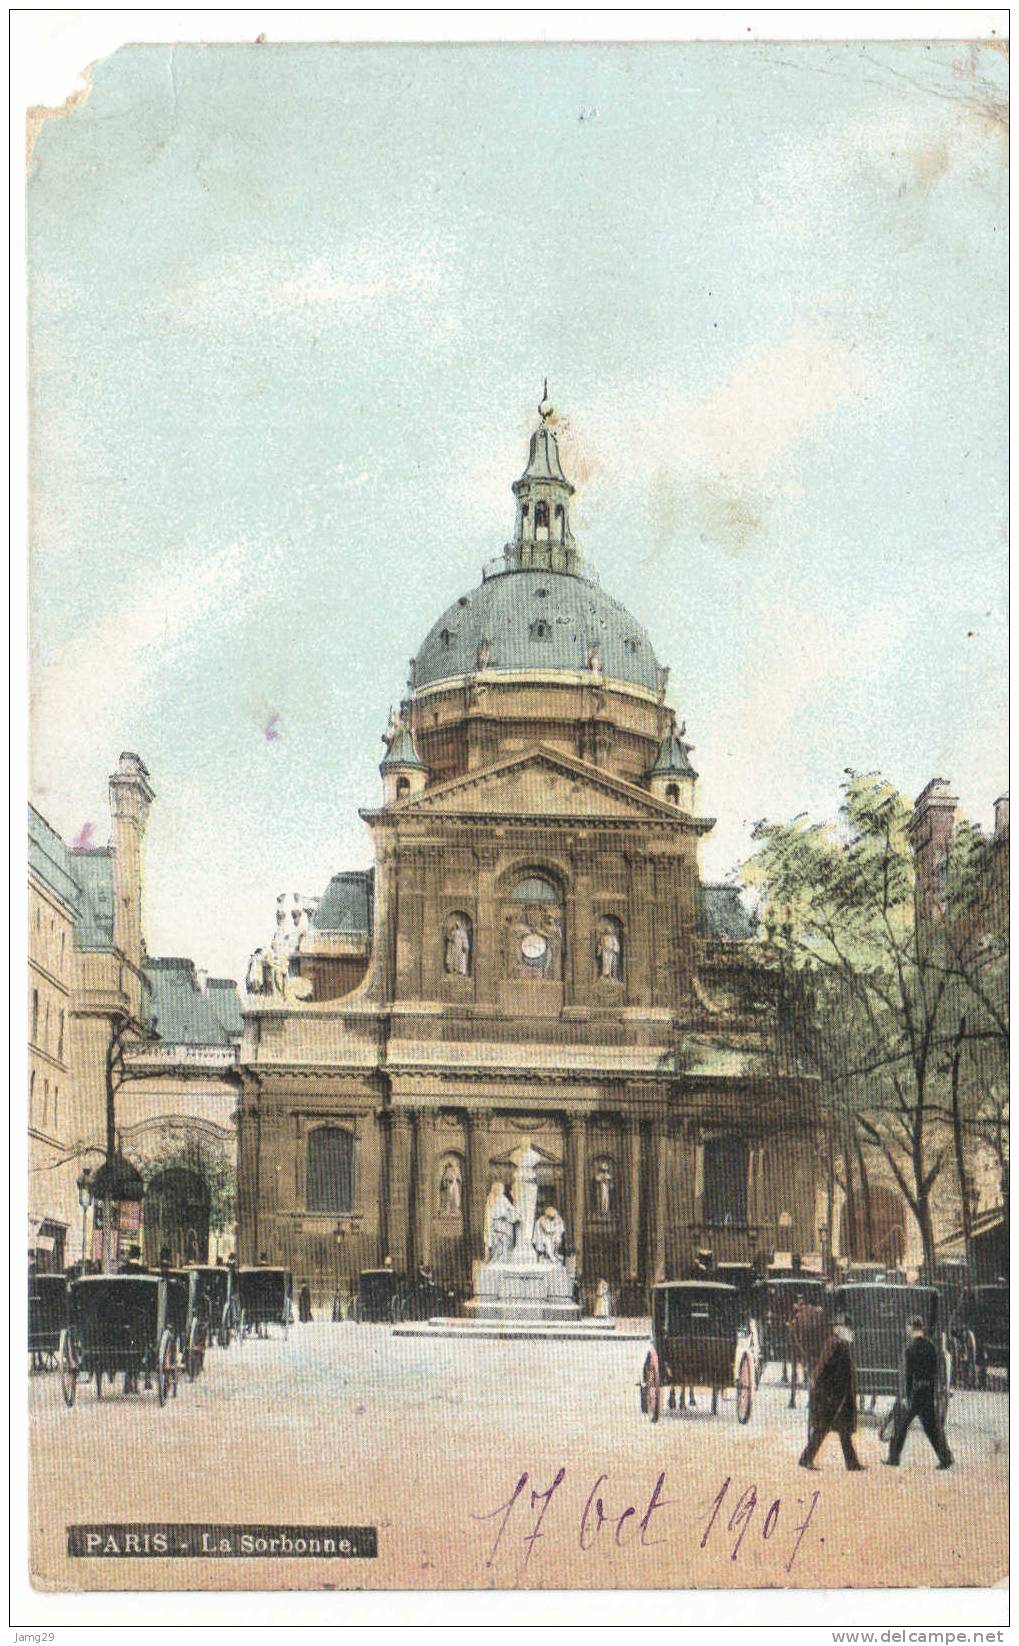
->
left=144, top=957, right=242, bottom=1046
left=68, top=848, right=116, bottom=950
left=651, top=723, right=696, bottom=778
left=414, top=569, right=663, bottom=693
left=653, top=1280, right=738, bottom=1293
left=515, top=423, right=573, bottom=489
left=28, top=805, right=82, bottom=913
left=311, top=870, right=374, bottom=934
left=380, top=722, right=424, bottom=771
left=699, top=883, right=758, bottom=942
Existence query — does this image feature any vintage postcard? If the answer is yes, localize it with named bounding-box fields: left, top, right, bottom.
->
left=20, top=16, right=1008, bottom=1627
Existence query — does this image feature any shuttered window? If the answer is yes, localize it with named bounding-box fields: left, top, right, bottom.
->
left=307, top=1127, right=354, bottom=1214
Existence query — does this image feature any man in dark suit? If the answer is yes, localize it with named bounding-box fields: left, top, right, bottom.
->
left=883, top=1317, right=953, bottom=1468
left=799, top=1315, right=865, bottom=1470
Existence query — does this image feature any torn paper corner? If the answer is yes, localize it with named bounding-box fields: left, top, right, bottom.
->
left=26, top=59, right=97, bottom=166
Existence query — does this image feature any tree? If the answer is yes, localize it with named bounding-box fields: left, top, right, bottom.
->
left=744, top=771, right=996, bottom=1278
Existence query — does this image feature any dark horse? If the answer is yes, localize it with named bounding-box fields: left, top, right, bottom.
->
left=786, top=1299, right=830, bottom=1410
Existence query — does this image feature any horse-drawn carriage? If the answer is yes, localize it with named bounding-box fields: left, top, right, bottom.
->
left=639, top=1281, right=757, bottom=1424
left=59, top=1275, right=179, bottom=1406
left=753, top=1272, right=830, bottom=1396
left=350, top=1268, right=401, bottom=1323
left=236, top=1266, right=292, bottom=1340
left=164, top=1268, right=208, bottom=1380
left=189, top=1264, right=234, bottom=1348
left=833, top=1282, right=951, bottom=1433
left=390, top=1271, right=458, bottom=1324
left=29, top=1273, right=68, bottom=1372
left=950, top=1285, right=1009, bottom=1390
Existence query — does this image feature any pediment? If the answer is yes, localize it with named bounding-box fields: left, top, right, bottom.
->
left=389, top=745, right=679, bottom=822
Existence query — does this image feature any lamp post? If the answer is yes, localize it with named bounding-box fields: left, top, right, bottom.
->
left=77, top=1167, right=93, bottom=1272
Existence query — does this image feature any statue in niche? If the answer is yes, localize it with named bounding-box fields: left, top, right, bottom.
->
left=592, top=1158, right=615, bottom=1217
left=483, top=1181, right=519, bottom=1264
left=596, top=919, right=623, bottom=982
left=476, top=636, right=491, bottom=671
left=444, top=914, right=472, bottom=977
left=533, top=1205, right=566, bottom=1264
left=587, top=641, right=603, bottom=673
left=438, top=1157, right=462, bottom=1218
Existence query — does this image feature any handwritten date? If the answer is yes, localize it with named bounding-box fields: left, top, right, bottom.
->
left=474, top=1469, right=821, bottom=1576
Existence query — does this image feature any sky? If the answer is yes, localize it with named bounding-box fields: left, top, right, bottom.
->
left=27, top=40, right=1008, bottom=984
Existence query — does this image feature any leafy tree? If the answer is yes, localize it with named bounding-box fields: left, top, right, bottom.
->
left=745, top=771, right=1006, bottom=1277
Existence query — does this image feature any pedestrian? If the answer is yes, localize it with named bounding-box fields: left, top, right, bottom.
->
left=799, top=1314, right=865, bottom=1471
left=883, top=1317, right=953, bottom=1470
left=298, top=1283, right=313, bottom=1322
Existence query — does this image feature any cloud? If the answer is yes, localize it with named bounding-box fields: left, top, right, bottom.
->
left=675, top=329, right=872, bottom=483
left=164, top=237, right=451, bottom=332
left=31, top=536, right=253, bottom=744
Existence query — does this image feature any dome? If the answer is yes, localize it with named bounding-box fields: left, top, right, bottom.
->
left=413, top=568, right=663, bottom=693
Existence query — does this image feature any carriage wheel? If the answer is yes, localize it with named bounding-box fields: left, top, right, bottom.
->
left=736, top=1354, right=753, bottom=1425
left=641, top=1352, right=661, bottom=1422
left=187, top=1319, right=206, bottom=1381
left=158, top=1328, right=177, bottom=1406
left=59, top=1331, right=77, bottom=1408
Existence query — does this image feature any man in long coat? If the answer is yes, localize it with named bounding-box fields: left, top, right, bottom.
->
left=883, top=1317, right=953, bottom=1469
left=799, top=1317, right=865, bottom=1470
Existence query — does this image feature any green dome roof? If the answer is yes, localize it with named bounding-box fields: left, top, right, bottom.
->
left=413, top=568, right=663, bottom=693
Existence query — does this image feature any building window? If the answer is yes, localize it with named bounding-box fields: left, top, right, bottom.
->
left=43, top=1080, right=50, bottom=1128
left=306, top=1126, right=355, bottom=1215
left=57, top=1011, right=65, bottom=1063
left=31, top=989, right=39, bottom=1044
left=53, top=1086, right=59, bottom=1128
left=507, top=871, right=563, bottom=980
left=29, top=1070, right=35, bottom=1123
left=702, top=1135, right=749, bottom=1228
left=555, top=502, right=565, bottom=542
left=534, top=500, right=549, bottom=540
left=396, top=776, right=410, bottom=800
left=666, top=784, right=679, bottom=804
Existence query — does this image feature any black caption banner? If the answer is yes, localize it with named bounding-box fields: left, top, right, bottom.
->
left=68, top=1524, right=378, bottom=1558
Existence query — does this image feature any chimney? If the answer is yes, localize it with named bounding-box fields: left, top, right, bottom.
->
left=108, top=752, right=154, bottom=969
left=907, top=778, right=957, bottom=927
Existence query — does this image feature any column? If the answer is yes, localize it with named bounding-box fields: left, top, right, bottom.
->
left=368, top=844, right=399, bottom=1003
left=465, top=1108, right=490, bottom=1263
left=648, top=1118, right=669, bottom=1283
left=412, top=1109, right=436, bottom=1270
left=622, top=1114, right=642, bottom=1288
left=473, top=848, right=500, bottom=1002
left=566, top=1115, right=588, bottom=1279
left=384, top=1110, right=414, bottom=1272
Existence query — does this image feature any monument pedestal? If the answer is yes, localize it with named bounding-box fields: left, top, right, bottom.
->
left=464, top=1260, right=581, bottom=1323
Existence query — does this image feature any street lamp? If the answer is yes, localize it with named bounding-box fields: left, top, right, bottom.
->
left=77, top=1167, right=93, bottom=1272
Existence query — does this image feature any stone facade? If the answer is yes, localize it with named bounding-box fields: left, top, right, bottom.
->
left=28, top=756, right=242, bottom=1271
left=238, top=397, right=823, bottom=1310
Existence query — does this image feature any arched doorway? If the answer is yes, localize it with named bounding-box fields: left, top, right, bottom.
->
left=839, top=1183, right=907, bottom=1267
left=144, top=1168, right=211, bottom=1267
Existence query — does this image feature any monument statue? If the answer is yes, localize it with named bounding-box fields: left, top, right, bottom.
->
left=483, top=1181, right=519, bottom=1263
left=508, top=1142, right=542, bottom=1263
left=533, top=1205, right=565, bottom=1264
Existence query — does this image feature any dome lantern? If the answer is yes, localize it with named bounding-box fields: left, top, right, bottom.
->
left=509, top=381, right=580, bottom=575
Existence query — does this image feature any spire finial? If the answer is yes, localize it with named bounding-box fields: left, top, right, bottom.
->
left=538, top=378, right=553, bottom=423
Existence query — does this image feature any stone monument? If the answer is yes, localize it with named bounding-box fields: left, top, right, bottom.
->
left=465, top=1139, right=581, bottom=1323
